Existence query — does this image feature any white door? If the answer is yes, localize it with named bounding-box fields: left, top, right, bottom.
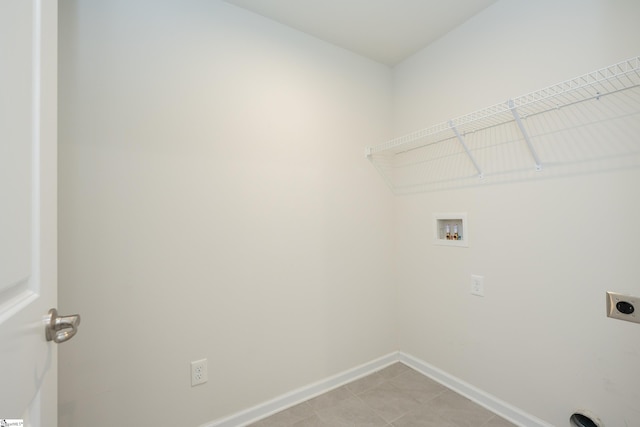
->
left=0, top=1, right=64, bottom=426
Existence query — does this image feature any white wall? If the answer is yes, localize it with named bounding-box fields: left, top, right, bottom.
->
left=59, top=1, right=640, bottom=426
left=57, top=1, right=395, bottom=426
left=393, top=0, right=640, bottom=426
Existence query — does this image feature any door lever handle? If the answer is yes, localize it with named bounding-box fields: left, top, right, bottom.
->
left=45, top=308, right=81, bottom=344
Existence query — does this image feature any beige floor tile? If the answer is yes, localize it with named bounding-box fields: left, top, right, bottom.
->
left=424, top=390, right=495, bottom=427
left=290, top=414, right=333, bottom=426
left=314, top=396, right=389, bottom=426
left=347, top=372, right=387, bottom=395
left=391, top=404, right=458, bottom=427
left=358, top=382, right=423, bottom=423
left=389, top=369, right=447, bottom=403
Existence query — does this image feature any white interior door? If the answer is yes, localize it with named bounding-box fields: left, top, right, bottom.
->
left=0, top=1, right=59, bottom=425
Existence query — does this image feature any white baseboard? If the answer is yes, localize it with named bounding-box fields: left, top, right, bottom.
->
left=201, top=351, right=552, bottom=427
left=200, top=352, right=400, bottom=427
left=398, top=352, right=553, bottom=427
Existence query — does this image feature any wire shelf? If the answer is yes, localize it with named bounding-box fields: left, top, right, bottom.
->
left=367, top=56, right=640, bottom=193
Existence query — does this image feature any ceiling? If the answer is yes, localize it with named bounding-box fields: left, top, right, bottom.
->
left=223, top=0, right=499, bottom=66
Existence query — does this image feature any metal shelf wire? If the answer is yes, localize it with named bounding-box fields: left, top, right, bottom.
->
left=367, top=56, right=640, bottom=193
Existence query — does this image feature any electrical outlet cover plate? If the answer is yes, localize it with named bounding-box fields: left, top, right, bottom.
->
left=191, top=359, right=208, bottom=386
left=606, top=291, right=640, bottom=324
left=471, top=275, right=484, bottom=297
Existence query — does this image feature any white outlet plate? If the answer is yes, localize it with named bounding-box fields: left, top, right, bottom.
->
left=471, top=275, right=484, bottom=297
left=191, top=359, right=208, bottom=386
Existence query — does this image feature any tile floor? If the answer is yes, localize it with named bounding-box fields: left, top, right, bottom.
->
left=249, top=363, right=517, bottom=427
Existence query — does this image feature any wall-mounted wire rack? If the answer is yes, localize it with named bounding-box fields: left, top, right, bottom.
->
left=367, top=56, right=640, bottom=193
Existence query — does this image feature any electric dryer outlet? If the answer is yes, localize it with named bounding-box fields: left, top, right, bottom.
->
left=606, top=291, right=640, bottom=324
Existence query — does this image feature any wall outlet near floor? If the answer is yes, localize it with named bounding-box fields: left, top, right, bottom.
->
left=471, top=275, right=484, bottom=297
left=191, top=359, right=208, bottom=386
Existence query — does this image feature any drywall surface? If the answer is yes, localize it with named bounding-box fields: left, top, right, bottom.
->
left=57, top=1, right=395, bottom=426
left=393, top=0, right=640, bottom=426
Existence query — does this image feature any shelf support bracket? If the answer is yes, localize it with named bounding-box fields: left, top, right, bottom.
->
left=449, top=121, right=483, bottom=179
left=508, top=100, right=543, bottom=171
